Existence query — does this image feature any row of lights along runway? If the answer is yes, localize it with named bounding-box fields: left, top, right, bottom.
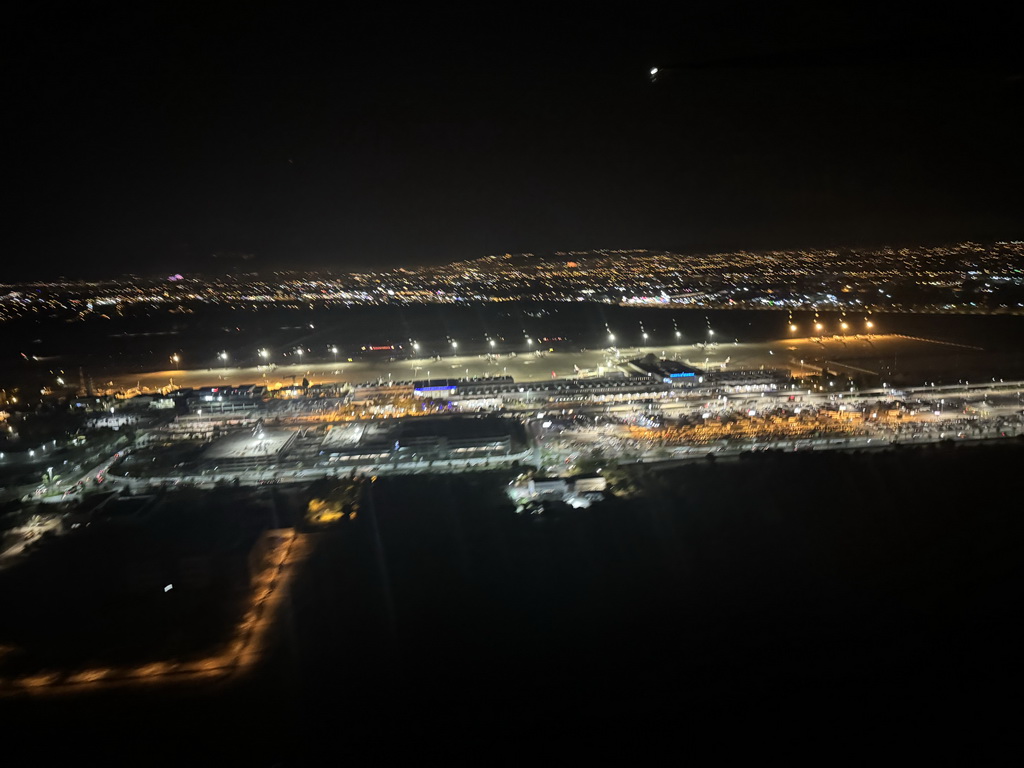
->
left=165, top=319, right=879, bottom=369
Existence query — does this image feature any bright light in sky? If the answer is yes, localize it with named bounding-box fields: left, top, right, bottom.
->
left=650, top=67, right=658, bottom=76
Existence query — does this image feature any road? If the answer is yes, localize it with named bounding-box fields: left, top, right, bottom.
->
left=0, top=530, right=311, bottom=696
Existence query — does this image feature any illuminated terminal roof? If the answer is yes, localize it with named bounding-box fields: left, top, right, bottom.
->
left=413, top=378, right=460, bottom=394
left=320, top=423, right=366, bottom=449
left=412, top=376, right=513, bottom=396
left=203, top=427, right=296, bottom=466
left=627, top=354, right=703, bottom=382
left=319, top=416, right=520, bottom=462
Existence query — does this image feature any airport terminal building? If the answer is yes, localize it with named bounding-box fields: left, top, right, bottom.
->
left=202, top=427, right=298, bottom=471
left=319, top=417, right=519, bottom=465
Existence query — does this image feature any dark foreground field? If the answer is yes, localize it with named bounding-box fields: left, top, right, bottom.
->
left=3, top=441, right=1023, bottom=764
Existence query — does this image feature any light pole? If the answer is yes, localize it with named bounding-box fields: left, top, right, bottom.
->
left=219, top=351, right=228, bottom=367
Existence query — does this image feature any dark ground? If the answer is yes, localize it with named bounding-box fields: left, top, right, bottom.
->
left=2, top=442, right=1023, bottom=764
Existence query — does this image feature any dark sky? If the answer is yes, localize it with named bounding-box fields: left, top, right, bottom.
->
left=6, top=5, right=1024, bottom=279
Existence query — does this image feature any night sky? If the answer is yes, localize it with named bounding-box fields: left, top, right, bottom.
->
left=6, top=5, right=1024, bottom=279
